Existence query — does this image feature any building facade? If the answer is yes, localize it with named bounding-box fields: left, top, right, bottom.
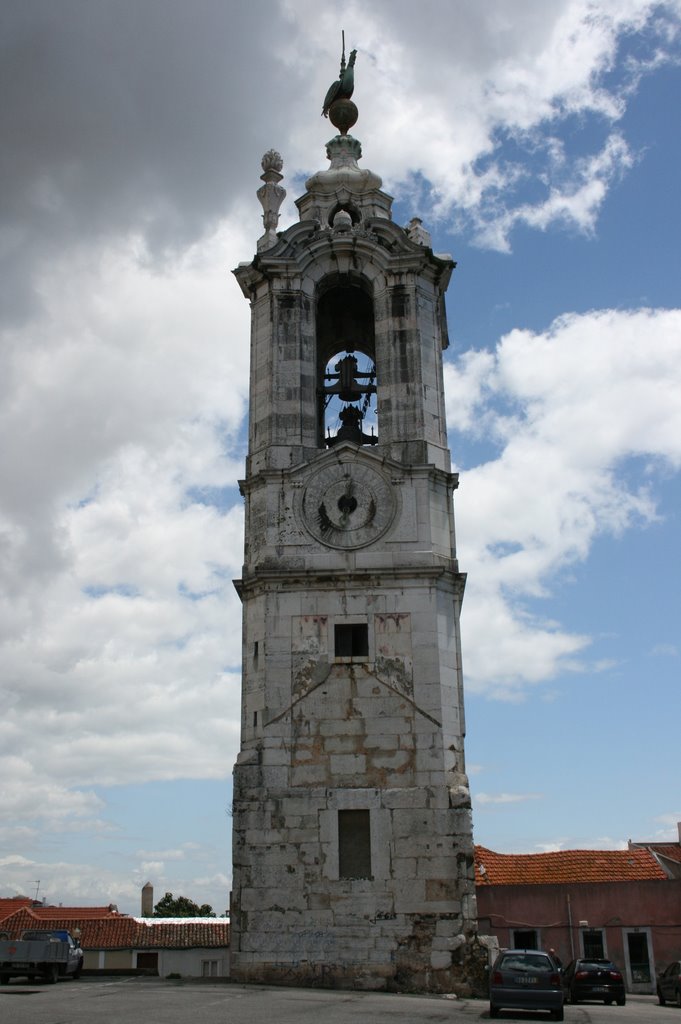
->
left=474, top=845, right=681, bottom=994
left=0, top=902, right=230, bottom=979
left=229, top=64, right=480, bottom=992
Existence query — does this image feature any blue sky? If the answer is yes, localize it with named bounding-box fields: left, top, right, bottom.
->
left=1, top=0, right=680, bottom=917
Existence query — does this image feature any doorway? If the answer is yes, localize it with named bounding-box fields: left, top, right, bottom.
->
left=623, top=928, right=654, bottom=994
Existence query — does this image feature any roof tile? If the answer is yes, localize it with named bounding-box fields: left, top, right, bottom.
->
left=0, top=908, right=229, bottom=949
left=474, top=845, right=668, bottom=886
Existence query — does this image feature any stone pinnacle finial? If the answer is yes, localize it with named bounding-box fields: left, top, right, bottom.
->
left=406, top=217, right=432, bottom=248
left=256, top=150, right=286, bottom=252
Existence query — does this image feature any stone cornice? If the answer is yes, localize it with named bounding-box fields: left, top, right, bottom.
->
left=233, top=219, right=455, bottom=298
left=234, top=565, right=466, bottom=601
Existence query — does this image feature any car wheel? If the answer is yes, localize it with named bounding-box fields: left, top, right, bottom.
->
left=0, top=975, right=9, bottom=986
left=552, top=1009, right=564, bottom=1022
left=676, top=988, right=681, bottom=1008
left=616, top=997, right=626, bottom=1006
left=658, top=988, right=666, bottom=1005
left=570, top=990, right=580, bottom=1004
left=489, top=1005, right=499, bottom=1018
left=46, top=964, right=59, bottom=984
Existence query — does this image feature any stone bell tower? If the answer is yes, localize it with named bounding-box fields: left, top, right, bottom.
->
left=230, top=48, right=478, bottom=992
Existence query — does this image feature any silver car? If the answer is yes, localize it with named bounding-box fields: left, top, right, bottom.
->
left=657, top=960, right=681, bottom=1006
left=489, top=949, right=564, bottom=1020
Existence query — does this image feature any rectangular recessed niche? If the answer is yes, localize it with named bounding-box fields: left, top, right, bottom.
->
left=334, top=622, right=368, bottom=659
left=338, top=809, right=372, bottom=879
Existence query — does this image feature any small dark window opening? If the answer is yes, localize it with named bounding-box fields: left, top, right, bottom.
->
left=334, top=623, right=368, bottom=658
left=253, top=711, right=258, bottom=727
left=513, top=929, right=539, bottom=950
left=338, top=809, right=372, bottom=879
left=583, top=930, right=605, bottom=958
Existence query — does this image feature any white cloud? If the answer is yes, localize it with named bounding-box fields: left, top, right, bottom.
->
left=137, top=848, right=188, bottom=862
left=0, top=221, right=252, bottom=837
left=476, top=793, right=543, bottom=805
left=448, top=307, right=681, bottom=697
left=280, top=0, right=680, bottom=250
left=532, top=836, right=629, bottom=852
left=0, top=855, right=145, bottom=909
left=651, top=643, right=678, bottom=656
left=652, top=813, right=681, bottom=838
left=472, top=132, right=635, bottom=251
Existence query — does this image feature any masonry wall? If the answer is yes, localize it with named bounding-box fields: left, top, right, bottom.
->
left=231, top=572, right=479, bottom=991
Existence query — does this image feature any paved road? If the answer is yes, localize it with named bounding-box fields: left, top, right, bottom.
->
left=0, top=977, right=676, bottom=1024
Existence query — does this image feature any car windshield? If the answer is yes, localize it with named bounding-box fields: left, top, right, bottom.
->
left=500, top=953, right=552, bottom=972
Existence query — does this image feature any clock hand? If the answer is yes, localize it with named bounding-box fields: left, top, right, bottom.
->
left=338, top=475, right=357, bottom=523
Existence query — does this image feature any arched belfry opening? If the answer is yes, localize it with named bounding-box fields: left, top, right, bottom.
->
left=317, top=279, right=378, bottom=447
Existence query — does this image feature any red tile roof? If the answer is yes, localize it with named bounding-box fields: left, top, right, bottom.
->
left=0, top=907, right=229, bottom=949
left=0, top=901, right=121, bottom=923
left=0, top=897, right=33, bottom=919
left=19, top=906, right=122, bottom=920
left=474, top=845, right=668, bottom=886
left=134, top=920, right=231, bottom=949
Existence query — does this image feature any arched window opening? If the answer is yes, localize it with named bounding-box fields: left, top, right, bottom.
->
left=317, top=282, right=378, bottom=448
left=327, top=201, right=361, bottom=227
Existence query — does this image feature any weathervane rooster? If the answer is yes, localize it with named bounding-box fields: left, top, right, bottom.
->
left=322, top=34, right=357, bottom=117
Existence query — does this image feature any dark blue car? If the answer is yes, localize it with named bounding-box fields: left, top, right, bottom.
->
left=489, top=949, right=564, bottom=1020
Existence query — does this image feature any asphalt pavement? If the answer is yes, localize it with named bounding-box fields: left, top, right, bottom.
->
left=0, top=976, right=676, bottom=1024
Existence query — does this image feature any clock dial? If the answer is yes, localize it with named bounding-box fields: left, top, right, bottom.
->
left=302, top=462, right=396, bottom=549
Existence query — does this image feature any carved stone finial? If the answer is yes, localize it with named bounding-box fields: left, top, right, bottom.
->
left=261, top=149, right=283, bottom=175
left=332, top=209, right=353, bottom=232
left=257, top=150, right=286, bottom=252
left=406, top=216, right=432, bottom=248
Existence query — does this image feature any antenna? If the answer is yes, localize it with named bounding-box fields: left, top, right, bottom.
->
left=33, top=880, right=41, bottom=901
left=340, top=30, right=346, bottom=72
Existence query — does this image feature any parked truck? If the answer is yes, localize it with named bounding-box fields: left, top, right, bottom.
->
left=0, top=929, right=83, bottom=984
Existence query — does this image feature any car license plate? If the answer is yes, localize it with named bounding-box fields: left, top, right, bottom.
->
left=517, top=976, right=538, bottom=984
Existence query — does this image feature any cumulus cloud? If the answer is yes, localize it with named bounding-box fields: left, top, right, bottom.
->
left=447, top=307, right=681, bottom=697
left=0, top=222, right=250, bottom=841
left=3, top=0, right=677, bottom=325
left=0, top=853, right=154, bottom=909
left=280, top=0, right=679, bottom=248
left=471, top=132, right=635, bottom=251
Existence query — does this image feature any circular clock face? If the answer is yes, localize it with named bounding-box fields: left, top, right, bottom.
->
left=301, top=462, right=397, bottom=549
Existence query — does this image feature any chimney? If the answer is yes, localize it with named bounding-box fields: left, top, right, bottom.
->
left=141, top=882, right=153, bottom=917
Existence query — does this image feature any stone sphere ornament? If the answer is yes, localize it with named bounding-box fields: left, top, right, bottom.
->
left=329, top=98, right=359, bottom=135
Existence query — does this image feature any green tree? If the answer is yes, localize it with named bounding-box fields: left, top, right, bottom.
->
left=152, top=892, right=216, bottom=917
